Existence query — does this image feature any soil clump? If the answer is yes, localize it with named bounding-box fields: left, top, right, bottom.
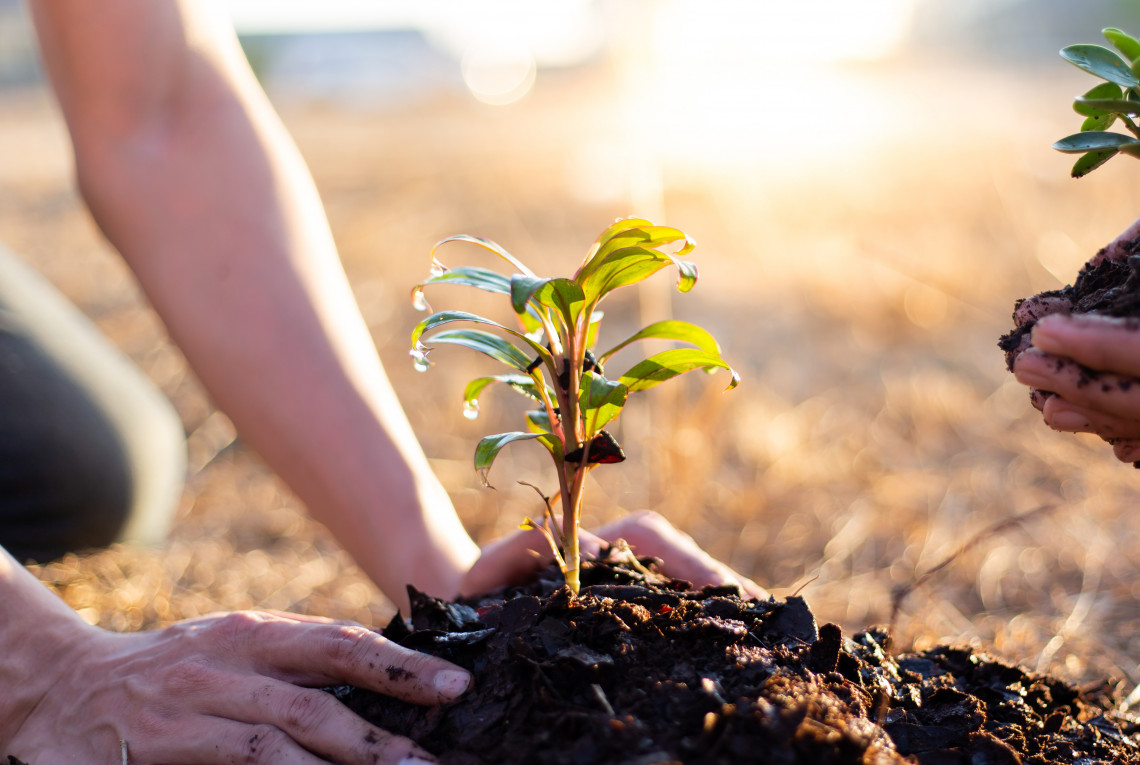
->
left=999, top=242, right=1140, bottom=373
left=333, top=553, right=1140, bottom=764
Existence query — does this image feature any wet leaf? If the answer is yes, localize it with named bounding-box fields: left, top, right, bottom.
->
left=597, top=320, right=722, bottom=366
left=418, top=328, right=535, bottom=372
left=580, top=223, right=694, bottom=273
left=430, top=234, right=536, bottom=277
left=414, top=267, right=544, bottom=334
left=577, top=246, right=698, bottom=307
left=1061, top=44, right=1139, bottom=88
left=618, top=348, right=740, bottom=393
left=1053, top=131, right=1140, bottom=152
left=411, top=310, right=553, bottom=369
left=464, top=375, right=551, bottom=406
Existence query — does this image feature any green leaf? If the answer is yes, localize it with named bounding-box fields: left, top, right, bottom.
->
left=1074, top=97, right=1140, bottom=115
left=1073, top=81, right=1123, bottom=115
left=509, top=275, right=586, bottom=327
left=525, top=408, right=554, bottom=433
left=418, top=265, right=512, bottom=295
left=618, top=348, right=740, bottom=393
left=1071, top=149, right=1118, bottom=178
left=474, top=432, right=554, bottom=487
left=411, top=310, right=553, bottom=368
left=1061, top=44, right=1139, bottom=88
left=577, top=371, right=629, bottom=438
left=578, top=223, right=694, bottom=282
left=464, top=374, right=551, bottom=406
left=597, top=320, right=721, bottom=366
left=584, top=311, right=604, bottom=348
left=577, top=246, right=699, bottom=307
left=579, top=217, right=655, bottom=270
left=1052, top=131, right=1140, bottom=153
left=430, top=234, right=536, bottom=277
left=1104, top=27, right=1140, bottom=62
left=413, top=266, right=544, bottom=335
left=420, top=329, right=535, bottom=372
left=1081, top=113, right=1117, bottom=131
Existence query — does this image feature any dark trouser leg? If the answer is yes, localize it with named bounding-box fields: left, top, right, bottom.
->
left=0, top=244, right=185, bottom=562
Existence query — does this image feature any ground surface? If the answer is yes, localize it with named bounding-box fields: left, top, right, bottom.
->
left=3, top=51, right=1140, bottom=731
left=337, top=556, right=1140, bottom=764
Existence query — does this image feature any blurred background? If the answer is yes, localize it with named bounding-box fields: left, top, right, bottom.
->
left=4, top=0, right=1140, bottom=697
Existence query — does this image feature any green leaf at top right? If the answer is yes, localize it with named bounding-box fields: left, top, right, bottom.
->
left=1104, top=27, right=1140, bottom=64
left=1061, top=44, right=1139, bottom=89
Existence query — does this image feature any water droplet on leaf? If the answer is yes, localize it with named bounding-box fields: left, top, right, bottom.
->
left=411, top=288, right=430, bottom=312
left=429, top=260, right=448, bottom=278
left=463, top=400, right=480, bottom=420
left=410, top=349, right=432, bottom=372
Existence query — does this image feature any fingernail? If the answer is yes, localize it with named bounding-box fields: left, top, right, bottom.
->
left=1049, top=411, right=1090, bottom=432
left=434, top=669, right=472, bottom=699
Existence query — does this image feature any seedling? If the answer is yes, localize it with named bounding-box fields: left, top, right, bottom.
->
left=1053, top=27, right=1140, bottom=177
left=410, top=219, right=738, bottom=594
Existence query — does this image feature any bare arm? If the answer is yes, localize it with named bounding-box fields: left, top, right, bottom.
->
left=28, top=0, right=479, bottom=607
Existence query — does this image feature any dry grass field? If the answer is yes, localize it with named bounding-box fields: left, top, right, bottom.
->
left=4, top=53, right=1140, bottom=702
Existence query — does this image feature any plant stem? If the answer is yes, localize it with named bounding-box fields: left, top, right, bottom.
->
left=562, top=460, right=589, bottom=594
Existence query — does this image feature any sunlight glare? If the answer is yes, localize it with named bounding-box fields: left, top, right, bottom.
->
left=626, top=0, right=917, bottom=173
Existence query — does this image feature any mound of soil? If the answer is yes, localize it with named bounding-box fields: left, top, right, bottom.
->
left=998, top=244, right=1140, bottom=372
left=333, top=554, right=1140, bottom=764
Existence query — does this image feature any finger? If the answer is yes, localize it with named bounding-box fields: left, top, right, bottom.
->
left=1012, top=294, right=1071, bottom=327
left=1041, top=396, right=1140, bottom=438
left=1032, top=313, right=1140, bottom=378
left=1029, top=388, right=1052, bottom=412
left=1013, top=349, right=1140, bottom=420
left=1112, top=439, right=1140, bottom=463
left=220, top=614, right=472, bottom=705
left=595, top=511, right=770, bottom=600
left=131, top=719, right=332, bottom=765
left=211, top=677, right=435, bottom=765
left=460, top=528, right=554, bottom=597
left=1094, top=215, right=1140, bottom=264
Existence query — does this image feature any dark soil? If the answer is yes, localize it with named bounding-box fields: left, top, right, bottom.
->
left=332, top=553, right=1140, bottom=764
left=998, top=242, right=1140, bottom=373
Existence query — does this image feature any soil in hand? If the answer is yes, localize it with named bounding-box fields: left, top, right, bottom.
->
left=999, top=240, right=1140, bottom=373
left=333, top=553, right=1140, bottom=764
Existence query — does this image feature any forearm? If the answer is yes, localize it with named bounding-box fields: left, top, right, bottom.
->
left=30, top=0, right=478, bottom=606
left=0, top=548, right=93, bottom=749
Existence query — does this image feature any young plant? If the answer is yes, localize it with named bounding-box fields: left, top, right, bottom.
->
left=409, top=219, right=738, bottom=594
left=1053, top=27, right=1140, bottom=177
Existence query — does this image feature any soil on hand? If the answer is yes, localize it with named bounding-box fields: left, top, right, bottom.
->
left=333, top=555, right=1140, bottom=764
left=999, top=241, right=1140, bottom=372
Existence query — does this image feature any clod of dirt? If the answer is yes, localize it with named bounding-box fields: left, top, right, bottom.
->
left=332, top=554, right=1140, bottom=764
left=999, top=240, right=1140, bottom=374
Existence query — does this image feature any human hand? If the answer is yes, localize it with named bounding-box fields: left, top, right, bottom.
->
left=5, top=610, right=471, bottom=764
left=1013, top=315, right=1140, bottom=462
left=1008, top=216, right=1140, bottom=463
left=461, top=510, right=769, bottom=601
